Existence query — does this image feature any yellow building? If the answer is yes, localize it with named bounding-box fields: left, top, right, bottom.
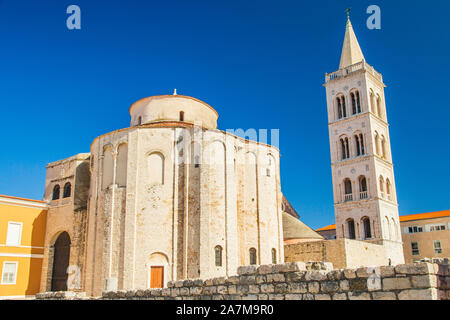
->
left=0, top=195, right=47, bottom=299
left=316, top=210, right=450, bottom=264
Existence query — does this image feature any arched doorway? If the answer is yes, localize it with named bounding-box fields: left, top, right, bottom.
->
left=51, top=232, right=71, bottom=291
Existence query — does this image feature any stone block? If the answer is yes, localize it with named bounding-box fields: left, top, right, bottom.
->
left=395, top=263, right=436, bottom=275
left=228, top=285, right=237, bottom=295
left=285, top=294, right=303, bottom=300
left=348, top=292, right=371, bottom=300
left=308, top=282, right=320, bottom=294
left=332, top=293, right=347, bottom=300
left=167, top=281, right=175, bottom=288
left=226, top=276, right=240, bottom=285
left=248, top=285, right=260, bottom=294
left=287, top=282, right=308, bottom=294
left=203, top=286, right=217, bottom=295
left=343, top=268, right=357, bottom=279
left=174, top=280, right=185, bottom=288
left=236, top=284, right=249, bottom=294
left=349, top=278, right=367, bottom=291
left=260, top=284, right=275, bottom=293
left=237, top=265, right=258, bottom=276
left=327, top=270, right=343, bottom=281
left=383, top=278, right=411, bottom=291
left=244, top=294, right=258, bottom=300
left=266, top=273, right=285, bottom=283
left=256, top=275, right=267, bottom=284
left=212, top=295, right=224, bottom=300
left=320, top=281, right=340, bottom=293
left=239, top=275, right=256, bottom=285
left=273, top=262, right=306, bottom=273
left=411, top=275, right=437, bottom=288
left=304, top=271, right=328, bottom=281
left=379, top=266, right=395, bottom=277
left=257, top=265, right=273, bottom=274
left=183, top=279, right=194, bottom=287
left=274, top=283, right=288, bottom=293
left=315, top=294, right=331, bottom=300
left=398, top=289, right=438, bottom=300
left=213, top=277, right=227, bottom=285
left=285, top=271, right=306, bottom=282
left=189, top=287, right=202, bottom=295
left=267, top=294, right=284, bottom=300
left=258, top=294, right=269, bottom=300
left=161, top=288, right=171, bottom=296
left=217, top=285, right=228, bottom=294
left=371, top=292, right=397, bottom=300
left=303, top=293, right=314, bottom=300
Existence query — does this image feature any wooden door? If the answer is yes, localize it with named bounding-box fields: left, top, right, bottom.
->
left=150, top=266, right=164, bottom=288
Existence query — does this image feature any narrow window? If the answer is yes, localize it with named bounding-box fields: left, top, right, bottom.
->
left=347, top=219, right=356, bottom=239
left=374, top=133, right=380, bottom=156
left=379, top=176, right=384, bottom=197
left=215, top=246, right=223, bottom=267
left=137, top=116, right=142, bottom=126
left=341, top=96, right=347, bottom=118
left=386, top=179, right=392, bottom=199
left=355, top=135, right=361, bottom=156
left=344, top=179, right=352, bottom=201
left=411, top=242, right=419, bottom=255
left=271, top=249, right=277, bottom=264
left=370, top=91, right=376, bottom=113
left=376, top=95, right=382, bottom=118
left=434, top=240, right=442, bottom=254
left=362, top=217, right=372, bottom=239
left=359, top=134, right=365, bottom=155
left=381, top=136, right=387, bottom=159
left=249, top=248, right=257, bottom=265
left=359, top=176, right=368, bottom=199
left=356, top=91, right=361, bottom=113
left=63, top=182, right=71, bottom=198
left=337, top=97, right=343, bottom=119
left=1, top=262, right=18, bottom=285
left=52, top=185, right=60, bottom=200
left=351, top=92, right=357, bottom=115
left=179, top=111, right=184, bottom=122
left=6, top=222, right=22, bottom=246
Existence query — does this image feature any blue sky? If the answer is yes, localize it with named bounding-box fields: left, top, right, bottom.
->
left=0, top=0, right=449, bottom=229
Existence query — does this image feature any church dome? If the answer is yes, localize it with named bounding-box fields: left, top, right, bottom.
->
left=129, top=93, right=218, bottom=129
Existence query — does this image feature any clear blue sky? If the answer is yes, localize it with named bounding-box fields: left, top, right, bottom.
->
left=0, top=0, right=449, bottom=229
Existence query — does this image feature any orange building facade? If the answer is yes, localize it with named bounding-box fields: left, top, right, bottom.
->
left=0, top=195, right=47, bottom=299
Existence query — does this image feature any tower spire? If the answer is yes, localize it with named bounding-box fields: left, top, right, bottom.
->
left=339, top=12, right=365, bottom=70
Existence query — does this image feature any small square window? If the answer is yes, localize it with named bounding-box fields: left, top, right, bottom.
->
left=6, top=222, right=22, bottom=246
left=434, top=240, right=442, bottom=254
left=1, top=262, right=18, bottom=285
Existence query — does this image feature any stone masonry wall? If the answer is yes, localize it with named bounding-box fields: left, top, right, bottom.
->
left=36, top=259, right=449, bottom=300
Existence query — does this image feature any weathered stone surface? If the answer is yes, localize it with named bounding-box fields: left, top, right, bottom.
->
left=260, top=284, right=275, bottom=293
left=266, top=273, right=285, bottom=283
left=315, top=294, right=331, bottom=300
left=339, top=280, right=350, bottom=291
left=285, top=271, right=306, bottom=282
left=285, top=294, right=303, bottom=300
left=371, top=291, right=397, bottom=300
left=213, top=277, right=226, bottom=285
left=332, top=293, right=347, bottom=300
left=379, top=266, right=395, bottom=277
left=398, top=289, right=438, bottom=300
left=257, top=265, right=273, bottom=275
left=327, top=270, right=343, bottom=281
left=348, top=291, right=371, bottom=300
left=273, top=262, right=306, bottom=273
left=217, top=285, right=228, bottom=294
left=267, top=294, right=284, bottom=300
left=343, top=269, right=357, bottom=279
left=287, top=282, right=308, bottom=294
left=239, top=275, right=256, bottom=285
left=304, top=271, right=328, bottom=281
left=308, top=282, right=320, bottom=294
left=383, top=278, right=411, bottom=291
left=226, top=276, right=240, bottom=285
left=411, top=275, right=437, bottom=288
left=236, top=285, right=249, bottom=294
left=248, top=285, right=260, bottom=294
left=348, top=278, right=367, bottom=291
left=237, top=265, right=258, bottom=276
left=395, top=263, right=436, bottom=275
left=320, top=281, right=340, bottom=293
left=255, top=275, right=266, bottom=284
left=274, top=283, right=288, bottom=293
left=228, top=285, right=237, bottom=295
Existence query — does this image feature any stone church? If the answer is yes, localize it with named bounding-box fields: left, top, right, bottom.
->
left=39, top=92, right=321, bottom=297
left=39, top=16, right=405, bottom=297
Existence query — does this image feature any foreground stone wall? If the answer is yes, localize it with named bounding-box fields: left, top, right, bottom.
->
left=37, top=259, right=449, bottom=300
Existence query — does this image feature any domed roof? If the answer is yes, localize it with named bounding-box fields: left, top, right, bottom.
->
left=129, top=94, right=219, bottom=129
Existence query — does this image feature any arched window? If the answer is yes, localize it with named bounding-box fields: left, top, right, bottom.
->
left=215, top=246, right=223, bottom=267
left=386, top=179, right=392, bottom=200
left=116, top=143, right=128, bottom=187
left=376, top=95, right=382, bottom=118
left=179, top=111, right=184, bottom=122
left=386, top=216, right=392, bottom=240
left=137, top=116, right=142, bottom=126
left=370, top=90, right=376, bottom=114
left=359, top=176, right=368, bottom=199
left=336, top=95, right=346, bottom=119
left=347, top=219, right=356, bottom=239
left=271, top=248, right=277, bottom=264
left=344, top=178, right=353, bottom=202
left=374, top=132, right=380, bottom=156
left=340, top=137, right=350, bottom=160
left=351, top=92, right=357, bottom=115
left=356, top=91, right=361, bottom=113
left=359, top=133, right=365, bottom=155
left=381, top=136, right=387, bottom=159
left=52, top=185, right=60, bottom=200
left=362, top=217, right=372, bottom=239
left=148, top=152, right=165, bottom=185
left=63, top=182, right=71, bottom=198
left=249, top=248, right=257, bottom=265
left=379, top=176, right=385, bottom=197
left=355, top=134, right=361, bottom=156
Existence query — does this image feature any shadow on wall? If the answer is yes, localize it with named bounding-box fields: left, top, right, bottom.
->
left=25, top=210, right=47, bottom=296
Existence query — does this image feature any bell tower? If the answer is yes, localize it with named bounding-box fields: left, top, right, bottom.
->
left=324, top=16, right=404, bottom=264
